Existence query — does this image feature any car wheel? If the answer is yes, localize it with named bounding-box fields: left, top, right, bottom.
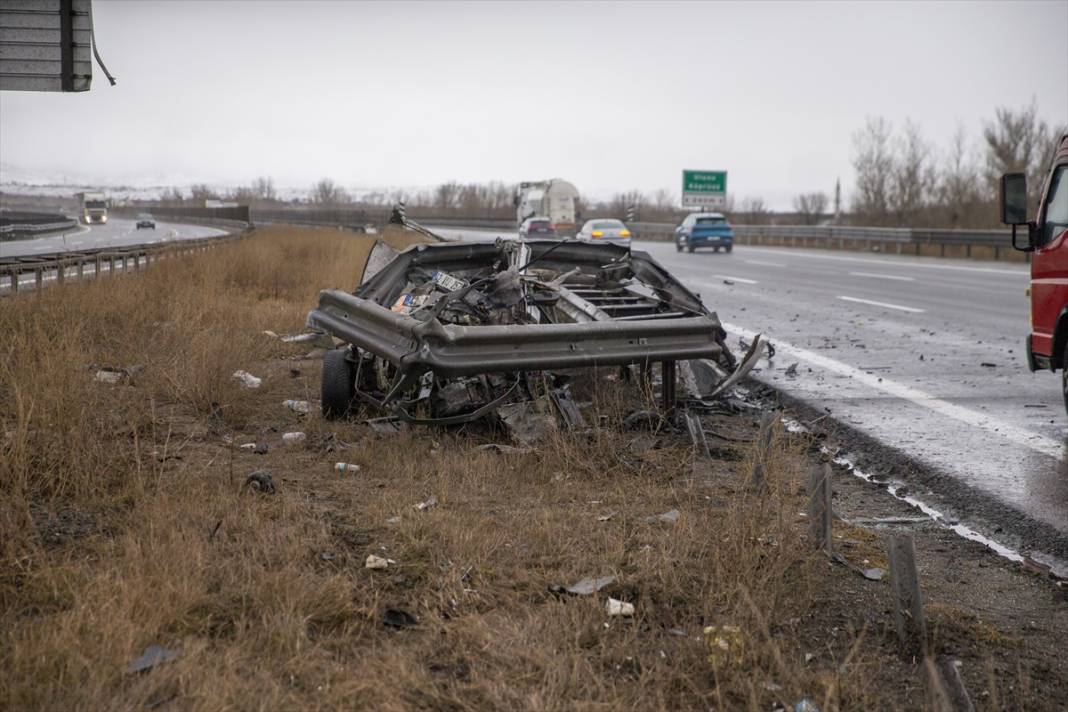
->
left=675, top=239, right=682, bottom=252
left=713, top=246, right=720, bottom=253
left=686, top=241, right=695, bottom=253
left=322, top=347, right=356, bottom=419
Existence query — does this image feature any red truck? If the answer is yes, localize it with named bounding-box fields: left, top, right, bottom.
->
left=1002, top=133, right=1068, bottom=410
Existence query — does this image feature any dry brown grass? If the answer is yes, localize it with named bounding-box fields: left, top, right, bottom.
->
left=0, top=225, right=1049, bottom=711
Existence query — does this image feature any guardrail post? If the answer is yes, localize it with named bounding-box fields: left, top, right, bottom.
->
left=888, top=533, right=927, bottom=654
left=77, top=260, right=84, bottom=280
left=56, top=261, right=64, bottom=285
left=35, top=268, right=43, bottom=291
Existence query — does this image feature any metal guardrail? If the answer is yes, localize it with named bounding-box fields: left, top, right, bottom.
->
left=0, top=231, right=246, bottom=295
left=0, top=210, right=79, bottom=238
left=627, top=222, right=1017, bottom=260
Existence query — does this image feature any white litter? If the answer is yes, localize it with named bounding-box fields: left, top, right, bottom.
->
left=283, top=399, right=312, bottom=413
left=232, top=370, right=262, bottom=389
left=605, top=598, right=635, bottom=617
left=334, top=462, right=361, bottom=474
left=414, top=495, right=438, bottom=511
left=365, top=554, right=389, bottom=570
left=239, top=443, right=258, bottom=451
left=281, top=432, right=307, bottom=446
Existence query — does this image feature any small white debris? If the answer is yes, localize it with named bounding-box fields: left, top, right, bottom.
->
left=281, top=432, right=307, bottom=447
left=239, top=443, right=258, bottom=451
left=334, top=462, right=361, bottom=474
left=283, top=399, right=312, bottom=413
left=414, top=495, right=438, bottom=512
left=232, top=370, right=262, bottom=389
left=605, top=598, right=635, bottom=617
left=566, top=575, right=615, bottom=595
left=365, top=554, right=389, bottom=570
left=262, top=330, right=279, bottom=338
left=94, top=369, right=124, bottom=384
left=385, top=516, right=401, bottom=524
left=597, top=512, right=616, bottom=522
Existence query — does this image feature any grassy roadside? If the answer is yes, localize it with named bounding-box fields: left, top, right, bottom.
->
left=1, top=226, right=1063, bottom=710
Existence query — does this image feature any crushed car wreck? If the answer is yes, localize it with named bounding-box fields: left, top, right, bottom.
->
left=306, top=231, right=764, bottom=435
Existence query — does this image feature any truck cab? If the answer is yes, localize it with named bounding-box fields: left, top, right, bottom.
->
left=1001, top=133, right=1068, bottom=409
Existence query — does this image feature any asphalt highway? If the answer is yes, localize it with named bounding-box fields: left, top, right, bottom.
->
left=0, top=217, right=227, bottom=259
left=435, top=226, right=1068, bottom=572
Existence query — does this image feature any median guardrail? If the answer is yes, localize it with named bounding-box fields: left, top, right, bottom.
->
left=0, top=231, right=247, bottom=295
left=0, top=210, right=79, bottom=239
left=628, top=222, right=1021, bottom=261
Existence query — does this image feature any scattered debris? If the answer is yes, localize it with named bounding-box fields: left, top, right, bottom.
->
left=414, top=495, right=438, bottom=512
left=861, top=567, right=885, bottom=581
left=283, top=399, right=312, bottom=414
left=239, top=442, right=258, bottom=452
left=382, top=607, right=419, bottom=629
left=244, top=470, right=275, bottom=494
left=980, top=362, right=997, bottom=368
left=125, top=645, right=181, bottom=674
left=794, top=698, right=820, bottom=712
left=564, top=575, right=616, bottom=595
left=605, top=598, right=635, bottom=617
left=784, top=362, right=799, bottom=377
left=498, top=399, right=557, bottom=446
left=365, top=554, right=389, bottom=569
left=704, top=625, right=745, bottom=666
left=596, top=512, right=616, bottom=522
left=475, top=443, right=535, bottom=455
left=385, top=516, right=401, bottom=524
left=93, top=364, right=142, bottom=384
left=645, top=509, right=680, bottom=524
left=232, top=370, right=262, bottom=389
left=281, top=431, right=307, bottom=447
left=334, top=462, right=362, bottom=474
left=262, top=330, right=279, bottom=338
left=367, top=417, right=406, bottom=436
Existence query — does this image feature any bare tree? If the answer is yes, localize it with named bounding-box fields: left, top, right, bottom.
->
left=981, top=101, right=1065, bottom=212
left=851, top=117, right=895, bottom=225
left=189, top=183, right=219, bottom=202
left=793, top=192, right=829, bottom=225
left=937, top=125, right=983, bottom=228
left=889, top=120, right=936, bottom=227
left=311, top=178, right=348, bottom=205
left=252, top=176, right=276, bottom=201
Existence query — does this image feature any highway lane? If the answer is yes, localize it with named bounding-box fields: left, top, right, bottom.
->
left=0, top=217, right=227, bottom=258
left=643, top=241, right=1068, bottom=571
left=435, top=226, right=1068, bottom=570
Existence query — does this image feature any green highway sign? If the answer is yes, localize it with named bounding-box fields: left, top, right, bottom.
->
left=682, top=170, right=727, bottom=209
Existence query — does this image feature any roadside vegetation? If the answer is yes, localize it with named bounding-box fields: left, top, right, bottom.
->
left=1, top=226, right=1064, bottom=710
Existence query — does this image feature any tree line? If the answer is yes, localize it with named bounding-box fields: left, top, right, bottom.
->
left=154, top=102, right=1063, bottom=229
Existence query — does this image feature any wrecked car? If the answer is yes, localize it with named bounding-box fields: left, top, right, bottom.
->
left=305, top=232, right=763, bottom=429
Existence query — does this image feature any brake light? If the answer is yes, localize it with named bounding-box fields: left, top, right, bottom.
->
left=619, top=229, right=631, bottom=237
left=591, top=230, right=604, bottom=237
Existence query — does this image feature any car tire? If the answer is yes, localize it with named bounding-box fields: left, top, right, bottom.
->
left=713, top=246, right=720, bottom=253
left=322, top=347, right=356, bottom=419
left=687, top=241, right=695, bottom=253
left=675, top=239, right=682, bottom=252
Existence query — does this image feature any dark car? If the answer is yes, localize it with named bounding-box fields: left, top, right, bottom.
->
left=675, top=212, right=733, bottom=253
left=136, top=213, right=156, bottom=229
left=519, top=216, right=557, bottom=238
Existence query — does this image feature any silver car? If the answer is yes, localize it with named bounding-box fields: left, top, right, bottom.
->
left=576, top=218, right=631, bottom=247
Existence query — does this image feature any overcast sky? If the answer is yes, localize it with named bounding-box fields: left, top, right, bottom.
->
left=1, top=0, right=1065, bottom=208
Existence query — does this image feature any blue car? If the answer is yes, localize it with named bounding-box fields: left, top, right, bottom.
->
left=675, top=212, right=734, bottom=253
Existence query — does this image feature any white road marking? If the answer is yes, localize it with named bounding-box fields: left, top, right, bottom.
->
left=743, top=246, right=1026, bottom=276
left=848, top=271, right=915, bottom=282
left=726, top=322, right=1064, bottom=461
left=838, top=295, right=924, bottom=313
left=744, top=260, right=786, bottom=267
left=714, top=275, right=758, bottom=284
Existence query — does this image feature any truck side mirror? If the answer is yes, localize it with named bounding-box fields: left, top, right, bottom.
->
left=1000, top=172, right=1034, bottom=252
left=1000, top=173, right=1028, bottom=225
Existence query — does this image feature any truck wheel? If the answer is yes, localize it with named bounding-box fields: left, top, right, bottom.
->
left=1062, top=345, right=1068, bottom=419
left=322, top=347, right=356, bottom=419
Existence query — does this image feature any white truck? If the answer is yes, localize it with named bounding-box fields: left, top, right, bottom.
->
left=514, top=179, right=580, bottom=237
left=76, top=191, right=108, bottom=224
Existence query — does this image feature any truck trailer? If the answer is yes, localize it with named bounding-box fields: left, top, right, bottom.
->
left=76, top=191, right=108, bottom=224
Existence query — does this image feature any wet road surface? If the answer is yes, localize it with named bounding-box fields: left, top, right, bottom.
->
left=436, top=227, right=1068, bottom=569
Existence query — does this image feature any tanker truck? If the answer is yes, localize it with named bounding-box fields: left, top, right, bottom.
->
left=514, top=179, right=580, bottom=237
